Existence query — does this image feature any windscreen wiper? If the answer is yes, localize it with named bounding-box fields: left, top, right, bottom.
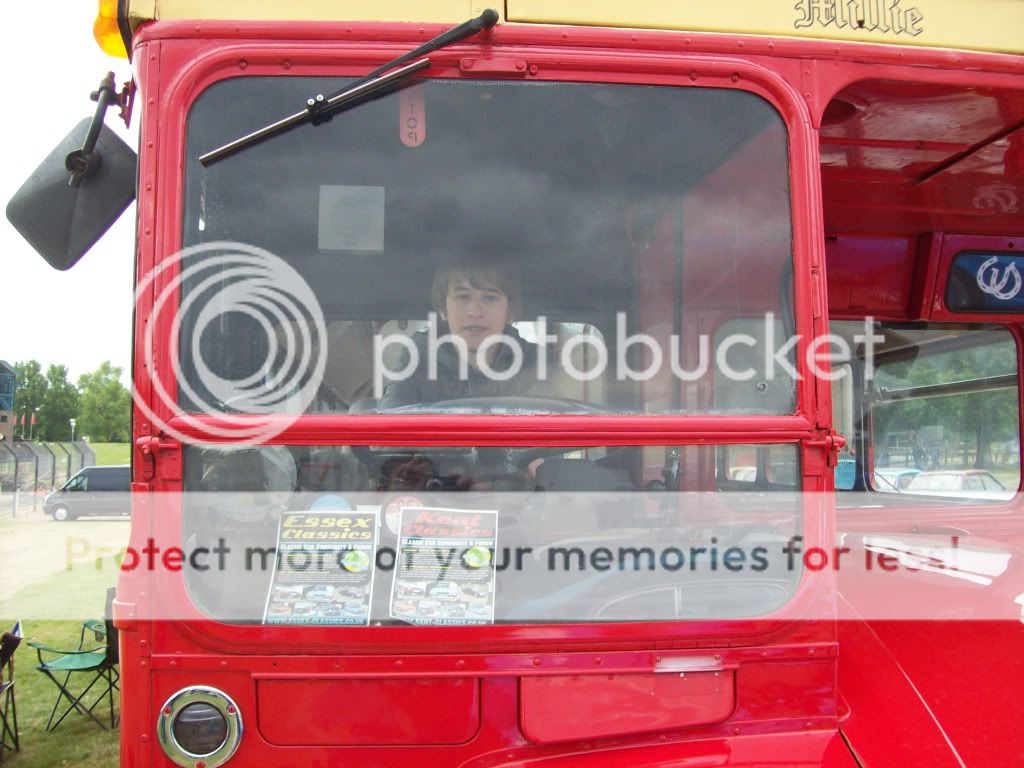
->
left=199, top=8, right=499, bottom=166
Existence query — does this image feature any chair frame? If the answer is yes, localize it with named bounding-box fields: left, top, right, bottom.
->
left=0, top=622, right=23, bottom=763
left=30, top=615, right=119, bottom=732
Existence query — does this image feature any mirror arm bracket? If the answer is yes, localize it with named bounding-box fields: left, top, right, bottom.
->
left=65, top=72, right=119, bottom=188
left=118, top=78, right=137, bottom=130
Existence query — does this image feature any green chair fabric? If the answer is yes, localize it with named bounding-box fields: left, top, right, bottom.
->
left=29, top=590, right=119, bottom=731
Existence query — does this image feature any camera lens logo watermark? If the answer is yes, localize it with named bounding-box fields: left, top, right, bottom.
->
left=134, top=242, right=327, bottom=443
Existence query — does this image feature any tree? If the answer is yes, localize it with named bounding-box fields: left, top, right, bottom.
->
left=12, top=360, right=48, bottom=438
left=38, top=365, right=80, bottom=442
left=872, top=335, right=1018, bottom=470
left=77, top=362, right=131, bottom=442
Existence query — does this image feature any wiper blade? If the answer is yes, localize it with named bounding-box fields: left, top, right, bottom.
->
left=199, top=8, right=499, bottom=166
left=199, top=59, right=430, bottom=166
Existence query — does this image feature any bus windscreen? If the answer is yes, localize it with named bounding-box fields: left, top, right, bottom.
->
left=179, top=77, right=795, bottom=417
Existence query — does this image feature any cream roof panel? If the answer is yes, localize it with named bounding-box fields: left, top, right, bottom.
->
left=130, top=0, right=1024, bottom=55
left=133, top=0, right=485, bottom=24
left=508, top=0, right=1024, bottom=54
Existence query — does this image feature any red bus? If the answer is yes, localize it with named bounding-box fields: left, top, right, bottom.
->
left=8, top=1, right=1024, bottom=765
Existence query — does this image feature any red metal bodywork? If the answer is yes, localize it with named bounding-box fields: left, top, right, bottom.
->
left=118, top=19, right=1024, bottom=767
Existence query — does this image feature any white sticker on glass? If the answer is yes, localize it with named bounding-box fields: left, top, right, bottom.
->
left=318, top=185, right=386, bottom=252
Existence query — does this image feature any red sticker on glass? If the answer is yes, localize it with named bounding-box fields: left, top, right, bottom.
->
left=385, top=495, right=424, bottom=534
left=400, top=85, right=426, bottom=147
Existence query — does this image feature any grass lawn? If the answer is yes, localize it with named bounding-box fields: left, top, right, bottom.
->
left=0, top=445, right=129, bottom=764
left=87, top=444, right=131, bottom=467
left=0, top=618, right=119, bottom=767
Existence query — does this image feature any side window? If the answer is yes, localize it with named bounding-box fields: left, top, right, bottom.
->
left=713, top=317, right=797, bottom=414
left=982, top=473, right=1004, bottom=491
left=721, top=445, right=758, bottom=483
left=92, top=472, right=115, bottom=491
left=832, top=323, right=1019, bottom=501
left=831, top=363, right=856, bottom=490
left=718, top=444, right=799, bottom=488
left=66, top=474, right=88, bottom=491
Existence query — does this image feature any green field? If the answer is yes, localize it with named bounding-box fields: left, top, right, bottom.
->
left=1, top=442, right=130, bottom=767
left=0, top=617, right=120, bottom=767
left=87, top=444, right=131, bottom=467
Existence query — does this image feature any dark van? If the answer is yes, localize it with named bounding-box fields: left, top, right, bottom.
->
left=43, top=465, right=131, bottom=521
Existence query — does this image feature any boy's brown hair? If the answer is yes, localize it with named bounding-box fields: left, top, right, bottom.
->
left=431, top=263, right=522, bottom=321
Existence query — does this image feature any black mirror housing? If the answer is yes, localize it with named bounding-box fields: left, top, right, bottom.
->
left=6, top=117, right=137, bottom=271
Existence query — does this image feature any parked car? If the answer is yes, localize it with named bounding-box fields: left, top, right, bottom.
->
left=43, top=465, right=131, bottom=521
left=428, top=581, right=459, bottom=600
left=460, top=583, right=489, bottom=600
left=904, top=470, right=1014, bottom=500
left=872, top=467, right=922, bottom=492
left=416, top=600, right=443, bottom=618
left=727, top=466, right=757, bottom=482
left=392, top=600, right=416, bottom=616
left=398, top=582, right=426, bottom=597
left=445, top=602, right=467, bottom=618
left=304, top=585, right=336, bottom=601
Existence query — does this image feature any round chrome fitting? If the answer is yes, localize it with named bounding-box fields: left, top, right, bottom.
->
left=157, top=686, right=243, bottom=768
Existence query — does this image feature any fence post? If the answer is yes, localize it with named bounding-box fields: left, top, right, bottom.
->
left=23, top=441, right=43, bottom=511
left=13, top=446, right=18, bottom=517
left=71, top=441, right=85, bottom=474
left=55, top=442, right=72, bottom=486
left=0, top=440, right=16, bottom=518
left=32, top=444, right=39, bottom=510
left=41, top=441, right=57, bottom=489
left=79, top=440, right=96, bottom=468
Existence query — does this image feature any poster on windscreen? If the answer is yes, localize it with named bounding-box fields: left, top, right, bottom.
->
left=263, top=510, right=378, bottom=626
left=390, top=507, right=498, bottom=626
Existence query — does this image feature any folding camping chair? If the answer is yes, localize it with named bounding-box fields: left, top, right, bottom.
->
left=29, top=590, right=119, bottom=731
left=0, top=622, right=22, bottom=763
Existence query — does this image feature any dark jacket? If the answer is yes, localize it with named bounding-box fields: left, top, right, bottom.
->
left=379, top=325, right=541, bottom=409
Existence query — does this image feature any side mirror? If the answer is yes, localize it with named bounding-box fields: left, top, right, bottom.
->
left=6, top=116, right=136, bottom=271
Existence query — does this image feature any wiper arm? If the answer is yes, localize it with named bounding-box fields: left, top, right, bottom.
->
left=199, top=8, right=499, bottom=166
left=199, top=59, right=430, bottom=166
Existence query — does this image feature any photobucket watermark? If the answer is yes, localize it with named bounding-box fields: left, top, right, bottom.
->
left=134, top=242, right=327, bottom=443
left=373, top=313, right=885, bottom=397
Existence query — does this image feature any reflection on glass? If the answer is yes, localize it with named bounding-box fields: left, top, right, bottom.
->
left=831, top=322, right=1019, bottom=500
left=181, top=444, right=802, bottom=624
left=181, top=78, right=793, bottom=415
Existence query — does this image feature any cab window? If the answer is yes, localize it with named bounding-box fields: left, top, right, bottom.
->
left=831, top=322, right=1019, bottom=501
left=182, top=443, right=802, bottom=625
left=180, top=77, right=794, bottom=417
left=64, top=473, right=88, bottom=491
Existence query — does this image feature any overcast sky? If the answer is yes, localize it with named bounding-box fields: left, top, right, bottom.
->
left=3, top=1, right=137, bottom=385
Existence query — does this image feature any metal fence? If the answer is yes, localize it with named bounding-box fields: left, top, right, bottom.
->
left=23, top=441, right=56, bottom=490
left=76, top=440, right=96, bottom=468
left=0, top=441, right=19, bottom=516
left=0, top=440, right=100, bottom=517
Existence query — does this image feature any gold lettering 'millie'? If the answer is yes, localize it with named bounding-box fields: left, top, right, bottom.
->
left=794, top=0, right=924, bottom=36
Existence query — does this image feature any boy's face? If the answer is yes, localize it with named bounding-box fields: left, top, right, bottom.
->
left=444, top=277, right=510, bottom=351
